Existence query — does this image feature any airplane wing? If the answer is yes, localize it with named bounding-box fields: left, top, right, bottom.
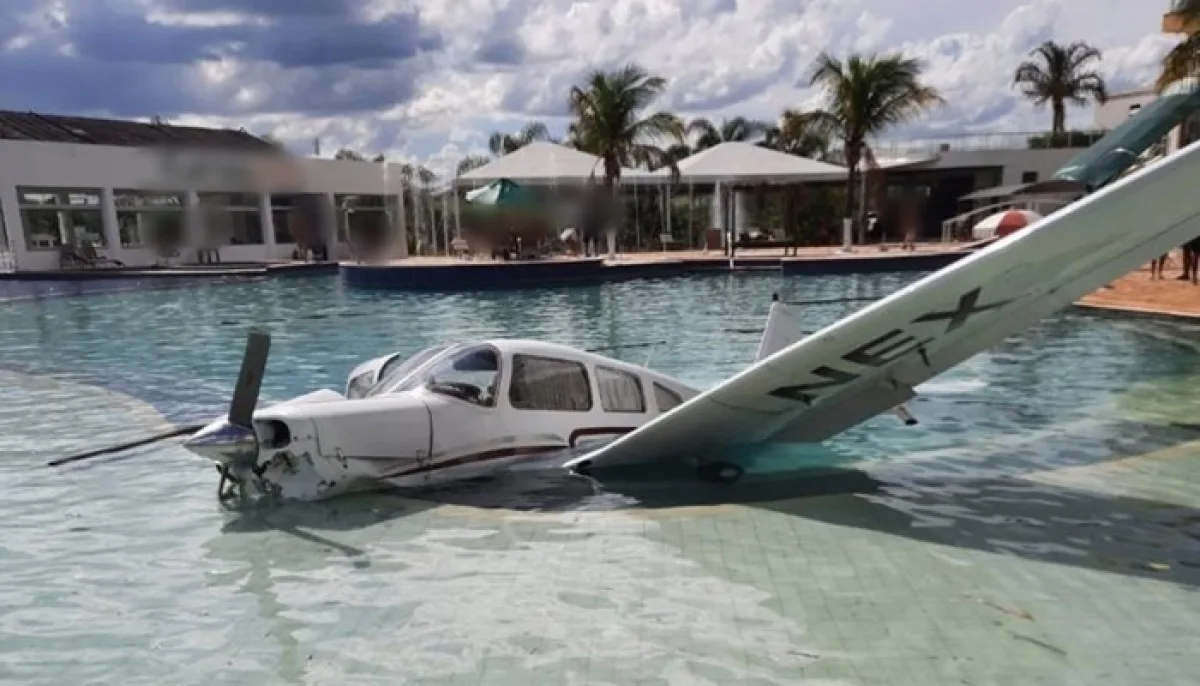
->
left=564, top=139, right=1200, bottom=470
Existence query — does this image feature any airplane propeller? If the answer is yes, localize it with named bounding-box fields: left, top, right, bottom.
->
left=46, top=328, right=271, bottom=468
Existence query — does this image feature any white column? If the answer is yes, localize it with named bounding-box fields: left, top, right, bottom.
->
left=709, top=186, right=725, bottom=233
left=259, top=193, right=276, bottom=260
left=734, top=190, right=749, bottom=235
left=0, top=185, right=27, bottom=270
left=100, top=188, right=122, bottom=261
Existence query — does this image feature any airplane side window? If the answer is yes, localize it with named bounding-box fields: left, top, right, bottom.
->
left=596, top=365, right=645, bottom=413
left=654, top=383, right=683, bottom=412
left=509, top=354, right=592, bottom=411
left=426, top=347, right=499, bottom=407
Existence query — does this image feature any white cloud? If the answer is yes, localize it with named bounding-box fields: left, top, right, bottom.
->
left=155, top=0, right=1186, bottom=175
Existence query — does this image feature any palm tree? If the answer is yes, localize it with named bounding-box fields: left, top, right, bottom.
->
left=487, top=122, right=552, bottom=157
left=808, top=51, right=943, bottom=244
left=1160, top=0, right=1200, bottom=88
left=456, top=154, right=491, bottom=177
left=761, top=108, right=832, bottom=159
left=566, top=63, right=685, bottom=187
left=1013, top=40, right=1108, bottom=139
left=686, top=116, right=770, bottom=151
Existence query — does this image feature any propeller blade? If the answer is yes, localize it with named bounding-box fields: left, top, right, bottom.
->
left=46, top=423, right=206, bottom=467
left=228, top=327, right=271, bottom=428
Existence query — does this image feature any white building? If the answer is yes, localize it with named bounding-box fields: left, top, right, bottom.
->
left=0, top=111, right=416, bottom=272
left=1094, top=87, right=1159, bottom=130
left=1094, top=85, right=1200, bottom=154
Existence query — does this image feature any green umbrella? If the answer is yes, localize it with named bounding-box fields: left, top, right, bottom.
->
left=464, top=178, right=535, bottom=207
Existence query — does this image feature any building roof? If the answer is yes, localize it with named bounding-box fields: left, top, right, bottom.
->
left=457, top=142, right=602, bottom=184
left=959, top=179, right=1088, bottom=202
left=667, top=141, right=847, bottom=184
left=0, top=110, right=277, bottom=151
left=455, top=141, right=654, bottom=185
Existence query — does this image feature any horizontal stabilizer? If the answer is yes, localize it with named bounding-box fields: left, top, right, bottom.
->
left=756, top=296, right=805, bottom=362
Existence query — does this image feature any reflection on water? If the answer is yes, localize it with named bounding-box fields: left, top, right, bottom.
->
left=4, top=273, right=1200, bottom=684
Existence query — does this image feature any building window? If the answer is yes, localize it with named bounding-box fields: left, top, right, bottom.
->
left=197, top=192, right=263, bottom=245
left=1020, top=171, right=1038, bottom=184
left=596, top=366, right=645, bottom=413
left=335, top=194, right=390, bottom=249
left=654, top=383, right=683, bottom=412
left=509, top=354, right=592, bottom=411
left=17, top=187, right=104, bottom=250
left=114, top=189, right=184, bottom=248
left=270, top=194, right=295, bottom=244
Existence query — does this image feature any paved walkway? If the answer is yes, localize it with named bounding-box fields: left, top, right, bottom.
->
left=374, top=242, right=966, bottom=267
left=1078, top=260, right=1200, bottom=319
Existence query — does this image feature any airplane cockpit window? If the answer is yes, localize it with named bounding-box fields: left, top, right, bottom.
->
left=364, top=343, right=454, bottom=397
left=596, top=365, right=645, bottom=413
left=654, top=383, right=683, bottom=412
left=425, top=345, right=500, bottom=407
left=509, top=354, right=592, bottom=411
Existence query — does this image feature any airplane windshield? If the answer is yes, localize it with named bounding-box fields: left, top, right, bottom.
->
left=424, top=345, right=500, bottom=407
left=363, top=343, right=456, bottom=397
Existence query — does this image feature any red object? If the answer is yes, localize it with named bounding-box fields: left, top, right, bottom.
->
left=994, top=210, right=1034, bottom=237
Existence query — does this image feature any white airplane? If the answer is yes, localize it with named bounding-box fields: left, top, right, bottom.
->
left=180, top=294, right=917, bottom=502
left=48, top=137, right=1200, bottom=500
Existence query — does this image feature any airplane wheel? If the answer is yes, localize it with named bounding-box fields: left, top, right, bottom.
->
left=696, top=461, right=743, bottom=484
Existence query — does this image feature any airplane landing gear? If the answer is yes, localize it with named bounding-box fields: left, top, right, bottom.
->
left=696, top=461, right=744, bottom=484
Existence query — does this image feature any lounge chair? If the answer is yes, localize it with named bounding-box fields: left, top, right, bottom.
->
left=78, top=240, right=124, bottom=267
left=59, top=244, right=88, bottom=269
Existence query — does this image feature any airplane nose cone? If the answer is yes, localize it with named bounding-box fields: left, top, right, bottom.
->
left=183, top=419, right=258, bottom=467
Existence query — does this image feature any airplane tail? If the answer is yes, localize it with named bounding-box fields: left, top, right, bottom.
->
left=756, top=294, right=805, bottom=362
left=756, top=294, right=918, bottom=426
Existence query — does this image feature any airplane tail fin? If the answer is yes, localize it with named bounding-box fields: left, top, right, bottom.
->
left=755, top=294, right=918, bottom=427
left=756, top=294, right=805, bottom=362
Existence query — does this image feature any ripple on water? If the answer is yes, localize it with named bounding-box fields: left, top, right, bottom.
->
left=3, top=273, right=1200, bottom=684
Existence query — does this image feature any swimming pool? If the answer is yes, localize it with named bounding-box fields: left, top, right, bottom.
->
left=3, top=272, right=1199, bottom=684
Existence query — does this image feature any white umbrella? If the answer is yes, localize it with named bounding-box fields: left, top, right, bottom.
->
left=971, top=209, right=1042, bottom=240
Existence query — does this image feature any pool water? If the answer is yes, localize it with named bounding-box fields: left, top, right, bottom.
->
left=2, top=273, right=1200, bottom=685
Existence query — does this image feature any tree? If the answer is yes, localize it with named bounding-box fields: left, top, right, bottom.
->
left=686, top=116, right=770, bottom=151
left=1160, top=0, right=1200, bottom=88
left=487, top=122, right=552, bottom=156
left=334, top=148, right=365, bottom=161
left=567, top=63, right=684, bottom=253
left=1013, top=40, right=1108, bottom=138
left=566, top=63, right=685, bottom=188
left=456, top=154, right=491, bottom=176
left=808, top=51, right=943, bottom=244
left=761, top=108, right=832, bottom=160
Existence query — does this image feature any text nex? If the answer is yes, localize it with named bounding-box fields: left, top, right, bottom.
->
left=768, top=287, right=1013, bottom=405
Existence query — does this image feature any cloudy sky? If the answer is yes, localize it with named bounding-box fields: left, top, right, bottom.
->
left=0, top=0, right=1182, bottom=175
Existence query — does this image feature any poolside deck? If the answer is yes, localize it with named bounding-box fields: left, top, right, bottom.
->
left=363, top=243, right=966, bottom=267
left=1077, top=264, right=1200, bottom=319
left=339, top=242, right=975, bottom=289
left=0, top=260, right=338, bottom=281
